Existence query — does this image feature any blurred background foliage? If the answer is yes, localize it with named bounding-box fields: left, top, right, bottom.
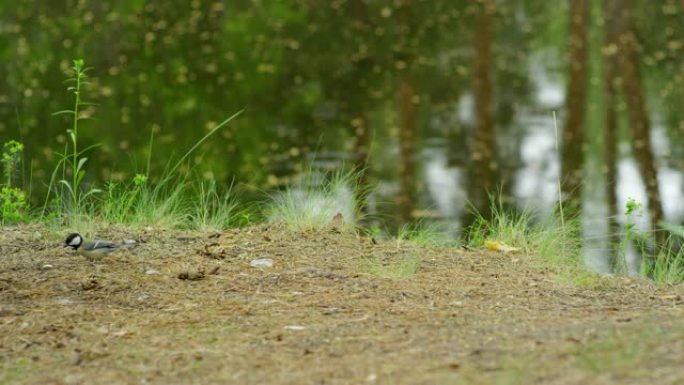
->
left=0, top=0, right=683, bottom=240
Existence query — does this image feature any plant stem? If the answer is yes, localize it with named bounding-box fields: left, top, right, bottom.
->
left=72, top=64, right=82, bottom=212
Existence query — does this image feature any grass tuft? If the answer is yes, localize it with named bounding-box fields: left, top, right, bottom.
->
left=466, top=198, right=591, bottom=285
left=642, top=235, right=684, bottom=284
left=188, top=180, right=241, bottom=231
left=266, top=168, right=367, bottom=231
left=396, top=219, right=457, bottom=247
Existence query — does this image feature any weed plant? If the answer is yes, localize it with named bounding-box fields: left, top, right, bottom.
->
left=45, top=59, right=100, bottom=217
left=0, top=140, right=27, bottom=224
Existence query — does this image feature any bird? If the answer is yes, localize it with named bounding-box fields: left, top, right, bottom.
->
left=64, top=233, right=134, bottom=260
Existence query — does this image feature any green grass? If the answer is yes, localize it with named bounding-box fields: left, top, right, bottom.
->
left=98, top=174, right=188, bottom=228
left=396, top=219, right=458, bottom=247
left=642, top=234, right=684, bottom=284
left=570, top=326, right=679, bottom=374
left=188, top=179, right=242, bottom=231
left=0, top=358, right=29, bottom=384
left=465, top=199, right=592, bottom=285
left=446, top=322, right=684, bottom=385
left=266, top=168, right=367, bottom=231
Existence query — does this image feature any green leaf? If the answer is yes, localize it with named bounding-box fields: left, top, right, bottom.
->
left=76, top=157, right=88, bottom=172
left=73, top=59, right=84, bottom=71
left=660, top=221, right=684, bottom=239
left=58, top=180, right=75, bottom=197
left=82, top=188, right=102, bottom=199
left=51, top=110, right=76, bottom=116
left=76, top=170, right=86, bottom=185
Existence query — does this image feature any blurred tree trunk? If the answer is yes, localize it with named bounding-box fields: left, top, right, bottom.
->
left=614, top=0, right=665, bottom=248
left=560, top=0, right=589, bottom=210
left=398, top=75, right=417, bottom=222
left=602, top=0, right=621, bottom=270
left=465, top=0, right=497, bottom=225
left=348, top=0, right=372, bottom=216
left=351, top=113, right=370, bottom=214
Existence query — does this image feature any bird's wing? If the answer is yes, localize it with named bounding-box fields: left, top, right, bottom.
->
left=91, top=240, right=119, bottom=250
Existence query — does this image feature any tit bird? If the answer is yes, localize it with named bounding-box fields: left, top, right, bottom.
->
left=64, top=233, right=133, bottom=260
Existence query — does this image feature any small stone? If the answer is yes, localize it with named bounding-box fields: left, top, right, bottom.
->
left=284, top=325, right=306, bottom=331
left=178, top=270, right=205, bottom=281
left=41, top=264, right=54, bottom=270
left=145, top=269, right=160, bottom=275
left=250, top=258, right=273, bottom=268
left=81, top=279, right=98, bottom=291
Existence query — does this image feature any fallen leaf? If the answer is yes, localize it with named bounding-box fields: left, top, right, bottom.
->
left=484, top=240, right=520, bottom=253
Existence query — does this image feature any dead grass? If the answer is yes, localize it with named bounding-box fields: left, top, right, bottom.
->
left=1, top=224, right=683, bottom=384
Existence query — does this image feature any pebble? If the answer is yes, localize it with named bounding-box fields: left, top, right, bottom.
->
left=250, top=258, right=273, bottom=268
left=284, top=325, right=306, bottom=331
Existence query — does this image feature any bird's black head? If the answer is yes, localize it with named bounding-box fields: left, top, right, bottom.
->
left=64, top=233, right=83, bottom=250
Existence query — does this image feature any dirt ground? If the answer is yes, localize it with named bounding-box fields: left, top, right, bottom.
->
left=1, top=224, right=683, bottom=385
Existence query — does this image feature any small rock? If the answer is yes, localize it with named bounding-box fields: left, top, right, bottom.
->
left=284, top=325, right=306, bottom=331
left=81, top=279, right=98, bottom=291
left=137, top=294, right=150, bottom=302
left=57, top=298, right=74, bottom=306
left=178, top=270, right=205, bottom=281
left=250, top=258, right=273, bottom=268
left=145, top=269, right=160, bottom=275
left=41, top=264, right=54, bottom=270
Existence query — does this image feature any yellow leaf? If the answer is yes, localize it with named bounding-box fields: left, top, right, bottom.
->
left=484, top=240, right=520, bottom=253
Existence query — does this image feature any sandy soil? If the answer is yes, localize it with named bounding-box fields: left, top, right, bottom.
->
left=1, top=224, right=683, bottom=384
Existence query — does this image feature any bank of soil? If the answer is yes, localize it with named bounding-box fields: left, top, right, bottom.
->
left=1, top=224, right=683, bottom=384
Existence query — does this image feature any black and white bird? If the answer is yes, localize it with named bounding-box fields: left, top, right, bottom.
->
left=64, top=233, right=134, bottom=260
